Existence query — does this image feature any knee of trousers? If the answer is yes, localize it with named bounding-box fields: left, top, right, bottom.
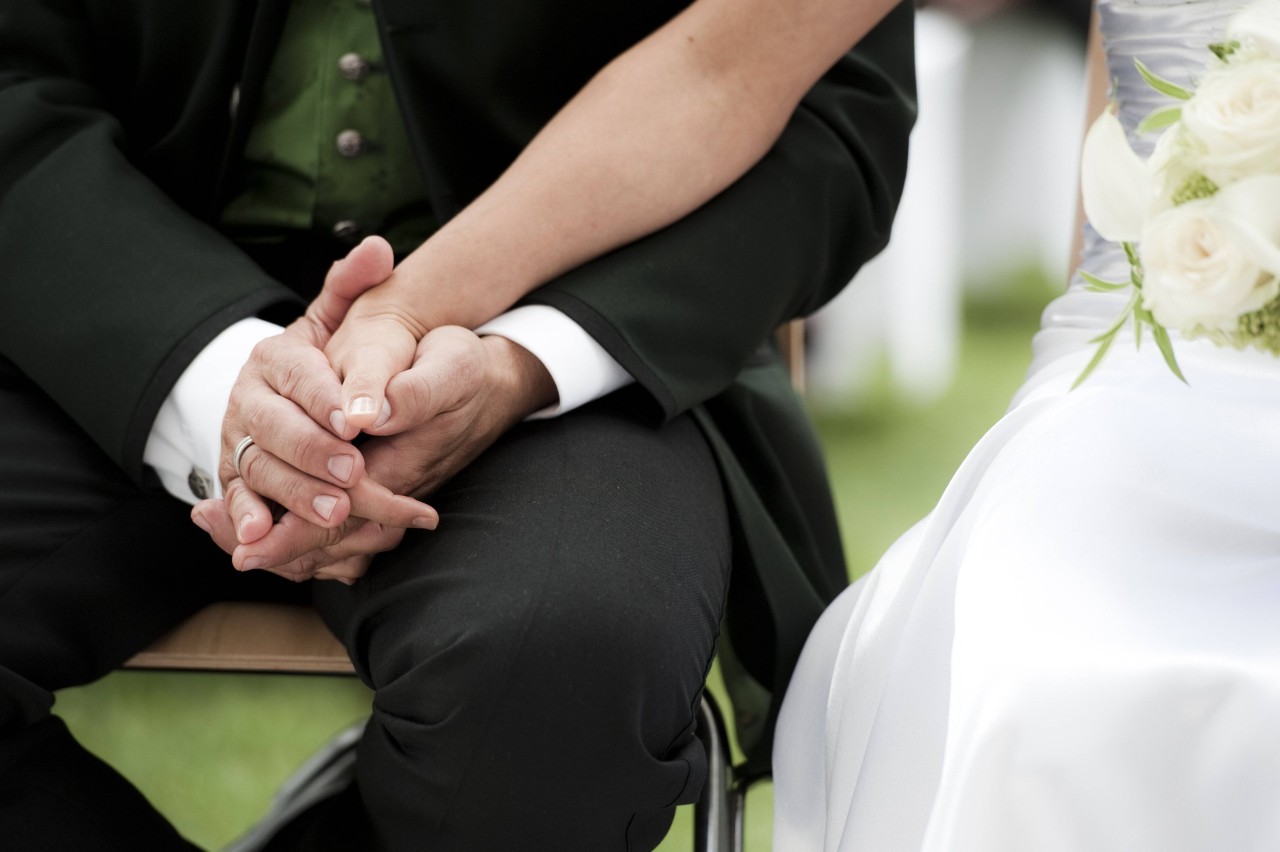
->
left=356, top=552, right=726, bottom=808
left=377, top=568, right=719, bottom=726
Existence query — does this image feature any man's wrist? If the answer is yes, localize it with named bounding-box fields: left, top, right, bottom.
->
left=482, top=335, right=558, bottom=424
left=474, top=305, right=633, bottom=417
left=143, top=317, right=285, bottom=504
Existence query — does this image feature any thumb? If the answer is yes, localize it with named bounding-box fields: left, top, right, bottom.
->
left=294, top=236, right=395, bottom=346
left=327, top=316, right=417, bottom=438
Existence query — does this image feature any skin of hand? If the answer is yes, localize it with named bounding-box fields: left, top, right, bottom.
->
left=195, top=327, right=555, bottom=583
left=192, top=237, right=439, bottom=561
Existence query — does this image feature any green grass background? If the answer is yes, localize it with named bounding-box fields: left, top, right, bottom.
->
left=54, top=271, right=1056, bottom=850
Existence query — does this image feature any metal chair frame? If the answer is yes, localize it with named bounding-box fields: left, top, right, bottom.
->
left=694, top=692, right=769, bottom=852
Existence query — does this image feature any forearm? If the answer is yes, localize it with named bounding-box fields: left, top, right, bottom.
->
left=366, top=0, right=902, bottom=336
left=524, top=2, right=918, bottom=419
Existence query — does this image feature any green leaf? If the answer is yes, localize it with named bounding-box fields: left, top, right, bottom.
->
left=1209, top=40, right=1240, bottom=61
left=1122, top=241, right=1141, bottom=269
left=1072, top=330, right=1119, bottom=389
left=1137, top=105, right=1182, bottom=134
left=1088, top=291, right=1139, bottom=344
left=1080, top=270, right=1129, bottom=292
left=1073, top=292, right=1151, bottom=389
left=1135, top=59, right=1193, bottom=100
left=1150, top=321, right=1189, bottom=384
left=1133, top=309, right=1144, bottom=349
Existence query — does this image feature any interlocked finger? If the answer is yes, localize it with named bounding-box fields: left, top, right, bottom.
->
left=222, top=475, right=275, bottom=545
left=237, top=332, right=346, bottom=434
left=232, top=511, right=356, bottom=573
left=232, top=439, right=352, bottom=530
left=346, top=476, right=439, bottom=530
left=243, top=392, right=365, bottom=488
left=291, top=522, right=405, bottom=583
left=192, top=499, right=242, bottom=555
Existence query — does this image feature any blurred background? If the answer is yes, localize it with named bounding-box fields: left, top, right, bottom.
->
left=54, top=2, right=1091, bottom=849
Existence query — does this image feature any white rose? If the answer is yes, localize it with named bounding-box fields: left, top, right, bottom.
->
left=1179, top=59, right=1280, bottom=186
left=1080, top=109, right=1151, bottom=242
left=1141, top=175, right=1280, bottom=330
left=1227, top=0, right=1280, bottom=59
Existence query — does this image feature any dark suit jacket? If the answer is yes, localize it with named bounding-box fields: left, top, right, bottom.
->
left=0, top=0, right=915, bottom=770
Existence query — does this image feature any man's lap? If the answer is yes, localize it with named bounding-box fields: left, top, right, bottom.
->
left=1, top=353, right=732, bottom=846
left=1, top=352, right=728, bottom=680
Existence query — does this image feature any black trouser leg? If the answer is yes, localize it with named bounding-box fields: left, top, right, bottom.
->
left=302, top=400, right=732, bottom=852
left=1, top=348, right=732, bottom=851
left=0, top=356, right=281, bottom=850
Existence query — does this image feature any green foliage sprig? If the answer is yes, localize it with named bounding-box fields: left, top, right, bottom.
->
left=1072, top=243, right=1186, bottom=389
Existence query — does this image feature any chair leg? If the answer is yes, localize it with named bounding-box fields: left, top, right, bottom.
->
left=731, top=784, right=747, bottom=852
left=693, top=693, right=734, bottom=852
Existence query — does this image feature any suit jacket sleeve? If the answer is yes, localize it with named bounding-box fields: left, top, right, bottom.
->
left=0, top=0, right=300, bottom=484
left=523, top=1, right=916, bottom=420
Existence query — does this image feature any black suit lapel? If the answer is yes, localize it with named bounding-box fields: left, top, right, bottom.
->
left=214, top=0, right=293, bottom=211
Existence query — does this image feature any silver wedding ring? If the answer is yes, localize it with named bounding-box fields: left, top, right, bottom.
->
left=233, top=435, right=255, bottom=479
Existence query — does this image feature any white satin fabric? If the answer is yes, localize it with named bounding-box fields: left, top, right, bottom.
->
left=774, top=1, right=1280, bottom=848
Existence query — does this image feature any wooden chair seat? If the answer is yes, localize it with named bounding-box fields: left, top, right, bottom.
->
left=126, top=601, right=351, bottom=675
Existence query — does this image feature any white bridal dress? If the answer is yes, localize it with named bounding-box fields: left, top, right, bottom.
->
left=773, top=1, right=1280, bottom=849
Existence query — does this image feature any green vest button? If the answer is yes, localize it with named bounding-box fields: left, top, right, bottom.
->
left=338, top=53, right=370, bottom=81
left=336, top=129, right=365, bottom=158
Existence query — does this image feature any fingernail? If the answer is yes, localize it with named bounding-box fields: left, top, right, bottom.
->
left=412, top=515, right=438, bottom=530
left=349, top=396, right=377, bottom=417
left=192, top=512, right=212, bottom=534
left=313, top=494, right=339, bottom=521
left=329, top=409, right=346, bottom=435
left=374, top=399, right=392, bottom=428
left=237, top=514, right=255, bottom=543
left=328, top=454, right=355, bottom=482
left=241, top=556, right=265, bottom=571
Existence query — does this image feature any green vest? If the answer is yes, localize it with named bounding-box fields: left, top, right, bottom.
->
left=220, top=0, right=434, bottom=256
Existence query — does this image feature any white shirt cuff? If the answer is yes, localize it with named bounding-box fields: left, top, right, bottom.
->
left=475, top=305, right=633, bottom=419
left=142, top=318, right=284, bottom=504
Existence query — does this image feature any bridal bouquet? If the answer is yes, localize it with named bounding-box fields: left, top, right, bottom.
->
left=1076, top=0, right=1280, bottom=385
